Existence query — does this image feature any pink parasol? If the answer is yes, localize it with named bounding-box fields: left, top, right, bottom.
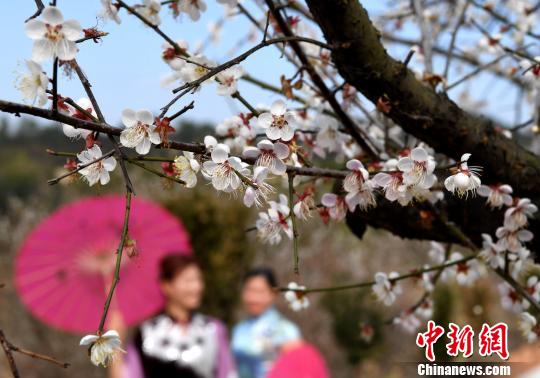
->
left=267, top=344, right=329, bottom=378
left=15, top=194, right=191, bottom=334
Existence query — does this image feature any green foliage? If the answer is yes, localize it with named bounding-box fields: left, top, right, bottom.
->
left=163, top=189, right=254, bottom=326
left=321, top=289, right=384, bottom=365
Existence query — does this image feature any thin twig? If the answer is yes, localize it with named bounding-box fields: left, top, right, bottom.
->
left=287, top=172, right=300, bottom=274
left=98, top=191, right=132, bottom=333
left=25, top=0, right=45, bottom=22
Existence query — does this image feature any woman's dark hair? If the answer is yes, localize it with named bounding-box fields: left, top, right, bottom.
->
left=242, top=267, right=278, bottom=288
left=159, top=253, right=201, bottom=282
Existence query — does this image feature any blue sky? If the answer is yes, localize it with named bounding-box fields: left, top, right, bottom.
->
left=0, top=1, right=529, bottom=130
left=0, top=1, right=298, bottom=127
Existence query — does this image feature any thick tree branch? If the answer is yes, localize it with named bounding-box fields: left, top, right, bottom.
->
left=306, top=0, right=540, bottom=198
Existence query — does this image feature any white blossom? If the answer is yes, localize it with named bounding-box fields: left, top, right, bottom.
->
left=315, top=114, right=348, bottom=154
left=393, top=310, right=421, bottom=333
left=479, top=233, right=505, bottom=269
left=518, top=312, right=539, bottom=343
left=284, top=282, right=310, bottom=311
left=99, top=0, right=121, bottom=24
left=444, top=153, right=482, bottom=197
left=62, top=97, right=96, bottom=139
left=243, top=139, right=289, bottom=175
left=77, top=145, right=117, bottom=186
left=372, top=271, right=402, bottom=306
left=202, top=143, right=248, bottom=192
left=498, top=283, right=524, bottom=313
left=79, top=330, right=124, bottom=367
left=138, top=0, right=161, bottom=25
left=257, top=100, right=297, bottom=141
left=216, top=66, right=243, bottom=96
left=25, top=6, right=82, bottom=62
left=180, top=55, right=215, bottom=84
left=120, top=109, right=161, bottom=155
left=243, top=166, right=274, bottom=208
left=173, top=152, right=200, bottom=188
left=216, top=115, right=253, bottom=152
left=180, top=0, right=207, bottom=21
left=16, top=60, right=48, bottom=106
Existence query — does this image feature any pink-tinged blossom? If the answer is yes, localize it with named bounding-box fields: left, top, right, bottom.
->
left=504, top=198, right=538, bottom=231
left=496, top=227, right=534, bottom=253
left=397, top=147, right=436, bottom=188
left=477, top=184, right=513, bottom=209
left=321, top=193, right=347, bottom=221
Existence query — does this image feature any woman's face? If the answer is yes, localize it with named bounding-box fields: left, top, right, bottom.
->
left=241, top=276, right=276, bottom=316
left=161, top=265, right=204, bottom=311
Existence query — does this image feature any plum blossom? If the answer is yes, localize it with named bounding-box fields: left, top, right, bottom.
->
left=428, top=241, right=446, bottom=264
left=99, top=0, right=121, bottom=24
left=372, top=171, right=408, bottom=204
left=138, top=0, right=161, bottom=25
left=257, top=100, right=297, bottom=141
left=525, top=276, right=540, bottom=304
left=216, top=115, right=253, bottom=152
left=372, top=272, right=402, bottom=306
left=478, top=233, right=505, bottom=269
left=25, top=6, right=82, bottom=62
left=321, top=193, right=347, bottom=221
left=77, top=145, right=117, bottom=186
left=162, top=40, right=189, bottom=70
left=173, top=152, right=200, bottom=188
left=504, top=198, right=538, bottom=231
left=79, top=330, right=124, bottom=367
left=120, top=109, right=161, bottom=155
left=477, top=184, right=513, bottom=209
left=518, top=312, right=540, bottom=343
left=180, top=55, right=215, bottom=84
left=202, top=143, right=248, bottom=192
left=495, top=227, right=534, bottom=253
left=243, top=167, right=274, bottom=207
left=397, top=147, right=437, bottom=188
left=62, top=97, right=96, bottom=140
left=284, top=282, right=310, bottom=311
left=315, top=115, right=348, bottom=155
left=343, top=159, right=376, bottom=211
left=16, top=60, right=48, bottom=106
left=293, top=189, right=315, bottom=220
left=393, top=310, right=421, bottom=333
left=243, top=140, right=289, bottom=175
left=415, top=298, right=434, bottom=319
left=448, top=252, right=484, bottom=286
left=444, top=153, right=482, bottom=197
left=216, top=66, right=243, bottom=96
left=498, top=283, right=524, bottom=313
left=255, top=195, right=293, bottom=244
left=180, top=0, right=207, bottom=21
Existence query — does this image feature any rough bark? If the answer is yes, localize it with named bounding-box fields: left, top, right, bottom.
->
left=306, top=0, right=540, bottom=250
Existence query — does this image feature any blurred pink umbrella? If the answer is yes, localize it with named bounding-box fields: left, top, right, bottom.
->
left=267, top=344, right=329, bottom=378
left=15, top=194, right=191, bottom=334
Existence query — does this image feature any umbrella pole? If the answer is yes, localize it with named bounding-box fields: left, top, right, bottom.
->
left=97, top=191, right=132, bottom=334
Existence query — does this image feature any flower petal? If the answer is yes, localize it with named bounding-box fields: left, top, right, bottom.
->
left=42, top=6, right=64, bottom=25
left=121, top=108, right=137, bottom=128
left=271, top=100, right=287, bottom=116
left=25, top=19, right=46, bottom=39
left=136, top=109, right=154, bottom=125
